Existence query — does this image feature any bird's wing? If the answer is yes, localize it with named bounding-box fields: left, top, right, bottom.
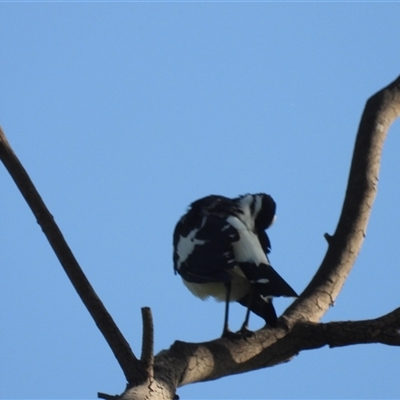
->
left=257, top=229, right=272, bottom=255
left=225, top=213, right=297, bottom=298
left=173, top=211, right=240, bottom=284
left=239, top=262, right=298, bottom=297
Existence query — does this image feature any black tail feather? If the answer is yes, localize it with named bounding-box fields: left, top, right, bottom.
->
left=238, top=294, right=278, bottom=327
left=239, top=262, right=298, bottom=298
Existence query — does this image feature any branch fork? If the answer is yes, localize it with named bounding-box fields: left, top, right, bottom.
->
left=2, top=75, right=400, bottom=399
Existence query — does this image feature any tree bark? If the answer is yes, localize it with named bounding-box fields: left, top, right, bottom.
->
left=1, top=76, right=400, bottom=400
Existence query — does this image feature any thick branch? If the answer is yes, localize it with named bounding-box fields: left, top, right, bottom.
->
left=115, top=306, right=400, bottom=400
left=284, top=75, right=400, bottom=324
left=0, top=127, right=144, bottom=385
left=119, top=76, right=400, bottom=397
left=309, top=307, right=400, bottom=348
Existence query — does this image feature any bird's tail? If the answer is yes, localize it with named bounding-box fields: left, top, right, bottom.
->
left=238, top=262, right=298, bottom=326
left=239, top=262, right=298, bottom=298
left=237, top=294, right=278, bottom=326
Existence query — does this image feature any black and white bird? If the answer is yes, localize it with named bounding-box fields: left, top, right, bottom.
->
left=173, top=193, right=297, bottom=338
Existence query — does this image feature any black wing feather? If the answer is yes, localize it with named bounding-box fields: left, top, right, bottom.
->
left=173, top=196, right=240, bottom=284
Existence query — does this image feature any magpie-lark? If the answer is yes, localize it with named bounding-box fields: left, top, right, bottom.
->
left=173, top=193, right=297, bottom=338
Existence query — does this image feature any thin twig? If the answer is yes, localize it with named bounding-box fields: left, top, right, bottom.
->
left=141, top=307, right=155, bottom=380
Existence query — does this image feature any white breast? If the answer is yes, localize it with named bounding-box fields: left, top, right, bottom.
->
left=182, top=266, right=250, bottom=302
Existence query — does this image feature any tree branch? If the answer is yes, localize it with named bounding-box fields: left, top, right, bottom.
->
left=314, top=307, right=400, bottom=348
left=120, top=75, right=400, bottom=398
left=2, top=75, right=400, bottom=400
left=0, top=127, right=145, bottom=385
left=140, top=307, right=154, bottom=381
left=284, top=75, right=400, bottom=324
left=115, top=306, right=400, bottom=398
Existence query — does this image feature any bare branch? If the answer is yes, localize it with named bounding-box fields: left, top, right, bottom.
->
left=119, top=76, right=400, bottom=395
left=0, top=127, right=144, bottom=385
left=320, top=307, right=400, bottom=348
left=116, top=306, right=400, bottom=398
left=284, top=75, right=400, bottom=324
left=3, top=75, right=400, bottom=399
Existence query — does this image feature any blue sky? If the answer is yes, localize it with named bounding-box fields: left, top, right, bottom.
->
left=1, top=3, right=399, bottom=399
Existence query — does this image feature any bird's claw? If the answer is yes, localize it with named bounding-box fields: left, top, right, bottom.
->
left=238, top=325, right=255, bottom=339
left=221, top=326, right=254, bottom=340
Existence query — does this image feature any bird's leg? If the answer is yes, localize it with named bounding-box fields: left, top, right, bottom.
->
left=221, top=281, right=234, bottom=338
left=239, top=286, right=255, bottom=338
left=241, top=306, right=251, bottom=331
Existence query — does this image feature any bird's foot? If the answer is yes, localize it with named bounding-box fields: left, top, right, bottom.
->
left=221, top=328, right=241, bottom=340
left=221, top=326, right=254, bottom=340
left=222, top=331, right=242, bottom=340
left=238, top=325, right=255, bottom=340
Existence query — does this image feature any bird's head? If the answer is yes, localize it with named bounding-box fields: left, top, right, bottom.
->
left=235, top=193, right=276, bottom=232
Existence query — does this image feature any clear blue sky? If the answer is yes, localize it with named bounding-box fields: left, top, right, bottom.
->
left=1, top=3, right=399, bottom=399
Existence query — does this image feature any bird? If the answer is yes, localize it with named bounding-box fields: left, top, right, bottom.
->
left=173, top=193, right=298, bottom=338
